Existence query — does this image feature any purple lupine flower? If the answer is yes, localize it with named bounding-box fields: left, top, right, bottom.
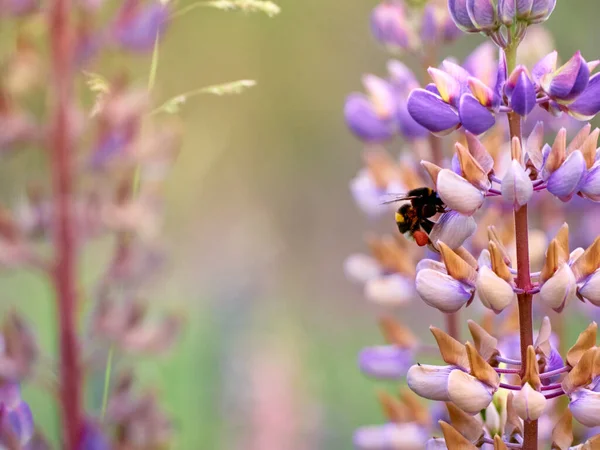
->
left=0, top=384, right=34, bottom=447
left=354, top=422, right=429, bottom=450
left=80, top=420, right=110, bottom=450
left=358, top=346, right=414, bottom=379
left=112, top=0, right=169, bottom=52
left=344, top=76, right=396, bottom=142
left=505, top=66, right=536, bottom=116
left=387, top=61, right=429, bottom=139
left=370, top=1, right=411, bottom=50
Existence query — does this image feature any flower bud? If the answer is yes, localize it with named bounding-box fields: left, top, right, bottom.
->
left=407, top=364, right=452, bottom=401
left=365, top=274, right=415, bottom=306
left=448, top=0, right=478, bottom=32
left=437, top=169, right=485, bottom=216
left=543, top=52, right=590, bottom=104
left=447, top=369, right=495, bottom=414
left=358, top=346, right=413, bottom=379
left=416, top=269, right=473, bottom=313
left=505, top=67, right=536, bottom=116
left=466, top=0, right=500, bottom=32
left=370, top=2, right=411, bottom=50
left=502, top=159, right=534, bottom=209
left=513, top=383, right=547, bottom=421
left=476, top=266, right=516, bottom=314
left=528, top=0, right=556, bottom=24
left=569, top=388, right=600, bottom=427
left=539, top=263, right=577, bottom=313
left=354, top=423, right=428, bottom=450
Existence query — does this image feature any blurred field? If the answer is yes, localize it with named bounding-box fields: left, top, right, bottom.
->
left=2, top=0, right=600, bottom=448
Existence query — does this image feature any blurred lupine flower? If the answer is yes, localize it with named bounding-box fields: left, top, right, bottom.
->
left=359, top=317, right=417, bottom=379
left=353, top=389, right=432, bottom=450
left=370, top=1, right=411, bottom=51
left=0, top=384, right=34, bottom=448
left=112, top=0, right=170, bottom=52
left=79, top=420, right=110, bottom=450
left=0, top=91, right=38, bottom=152
left=345, top=76, right=396, bottom=143
left=0, top=0, right=39, bottom=16
left=420, top=3, right=462, bottom=45
left=387, top=61, right=429, bottom=139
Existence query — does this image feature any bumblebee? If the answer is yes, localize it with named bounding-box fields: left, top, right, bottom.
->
left=384, top=187, right=446, bottom=246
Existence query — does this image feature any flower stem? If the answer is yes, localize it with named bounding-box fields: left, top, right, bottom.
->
left=49, top=0, right=81, bottom=447
left=506, top=42, right=537, bottom=450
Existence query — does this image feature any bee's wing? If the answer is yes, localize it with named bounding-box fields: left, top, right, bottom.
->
left=379, top=193, right=417, bottom=205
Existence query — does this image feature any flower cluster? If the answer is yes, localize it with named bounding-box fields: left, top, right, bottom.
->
left=344, top=0, right=600, bottom=449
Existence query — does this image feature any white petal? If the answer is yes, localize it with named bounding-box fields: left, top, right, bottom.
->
left=447, top=370, right=495, bottom=414
left=485, top=401, right=501, bottom=435
left=416, top=259, right=447, bottom=274
left=476, top=266, right=517, bottom=313
left=344, top=253, right=382, bottom=284
left=538, top=263, right=577, bottom=312
left=349, top=170, right=387, bottom=217
left=416, top=269, right=472, bottom=313
left=513, top=383, right=547, bottom=421
left=478, top=249, right=491, bottom=268
left=569, top=388, right=600, bottom=427
left=437, top=169, right=485, bottom=216
left=501, top=159, right=534, bottom=209
left=429, top=211, right=477, bottom=250
left=407, top=364, right=452, bottom=401
left=425, top=438, right=448, bottom=450
left=578, top=269, right=600, bottom=306
left=365, top=274, right=415, bottom=306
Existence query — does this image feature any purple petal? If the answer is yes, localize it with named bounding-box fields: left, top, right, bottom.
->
left=568, top=73, right=600, bottom=121
left=407, top=89, right=460, bottom=135
left=7, top=401, right=34, bottom=446
left=529, top=0, right=556, bottom=22
left=344, top=94, right=394, bottom=142
left=510, top=71, right=537, bottom=116
left=396, top=101, right=429, bottom=139
left=516, top=0, right=534, bottom=17
left=459, top=93, right=495, bottom=135
left=387, top=60, right=418, bottom=92
left=497, top=0, right=516, bottom=24
left=569, top=388, right=600, bottom=427
left=420, top=5, right=438, bottom=43
left=358, top=346, right=413, bottom=379
left=463, top=42, right=497, bottom=87
left=467, top=0, right=498, bottom=31
left=494, top=48, right=508, bottom=104
left=370, top=2, right=410, bottom=49
left=532, top=51, right=557, bottom=84
left=580, top=163, right=600, bottom=201
left=448, top=0, right=478, bottom=32
left=547, top=150, right=587, bottom=201
left=80, top=420, right=111, bottom=450
left=113, top=3, right=169, bottom=52
left=549, top=52, right=589, bottom=101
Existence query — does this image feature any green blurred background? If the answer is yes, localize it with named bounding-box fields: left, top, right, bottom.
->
left=2, top=0, right=600, bottom=448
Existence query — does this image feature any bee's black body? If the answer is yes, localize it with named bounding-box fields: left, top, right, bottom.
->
left=393, top=187, right=446, bottom=241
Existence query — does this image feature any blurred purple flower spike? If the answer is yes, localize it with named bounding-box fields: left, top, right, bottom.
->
left=358, top=345, right=414, bottom=379
left=113, top=0, right=169, bottom=52
left=79, top=420, right=110, bottom=450
left=371, top=1, right=410, bottom=50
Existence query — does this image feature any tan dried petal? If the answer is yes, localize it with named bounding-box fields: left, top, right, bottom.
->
left=466, top=342, right=499, bottom=388
left=541, top=240, right=560, bottom=283
left=563, top=347, right=595, bottom=394
left=378, top=316, right=418, bottom=349
left=445, top=402, right=484, bottom=443
left=505, top=392, right=523, bottom=437
left=593, top=348, right=600, bottom=379
left=500, top=305, right=520, bottom=335
left=522, top=346, right=541, bottom=390
left=567, top=123, right=591, bottom=154
left=571, top=237, right=600, bottom=281
left=511, top=136, right=522, bottom=163
left=363, top=148, right=398, bottom=189
left=555, top=223, right=570, bottom=259
left=566, top=322, right=598, bottom=367
left=582, top=128, right=600, bottom=169
left=367, top=235, right=416, bottom=277
left=489, top=241, right=513, bottom=283
left=535, top=316, right=553, bottom=358
left=465, top=132, right=494, bottom=174
left=377, top=391, right=408, bottom=423
left=494, top=435, right=508, bottom=450
left=467, top=320, right=499, bottom=364
left=546, top=128, right=567, bottom=173
left=551, top=409, right=573, bottom=450
left=455, top=246, right=478, bottom=269
left=421, top=160, right=442, bottom=188
left=439, top=242, right=478, bottom=285
left=456, top=143, right=490, bottom=191
left=430, top=326, right=469, bottom=368
left=439, top=421, right=478, bottom=450
left=583, top=435, right=600, bottom=450
left=488, top=226, right=512, bottom=267
left=400, top=387, right=431, bottom=426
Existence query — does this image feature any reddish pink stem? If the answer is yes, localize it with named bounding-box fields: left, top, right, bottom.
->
left=49, top=0, right=82, bottom=448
